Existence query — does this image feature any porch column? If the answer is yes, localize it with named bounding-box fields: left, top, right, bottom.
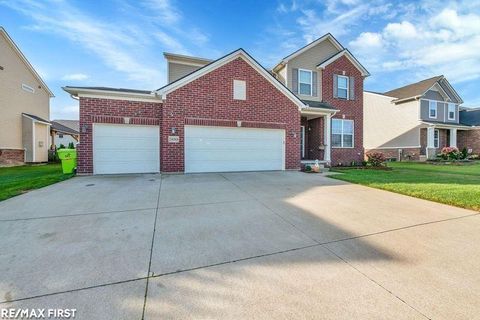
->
left=324, top=114, right=331, bottom=163
left=450, top=128, right=457, bottom=147
left=427, top=127, right=436, bottom=159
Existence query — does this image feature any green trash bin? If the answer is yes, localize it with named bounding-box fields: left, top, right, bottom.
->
left=57, top=149, right=77, bottom=174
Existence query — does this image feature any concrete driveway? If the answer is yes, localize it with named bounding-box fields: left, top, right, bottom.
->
left=0, top=171, right=479, bottom=319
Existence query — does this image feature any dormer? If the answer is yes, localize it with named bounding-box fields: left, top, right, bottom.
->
left=164, top=52, right=212, bottom=84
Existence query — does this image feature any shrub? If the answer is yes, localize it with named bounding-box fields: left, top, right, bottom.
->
left=461, top=147, right=468, bottom=160
left=58, top=144, right=66, bottom=150
left=366, top=152, right=386, bottom=167
left=468, top=154, right=479, bottom=160
left=68, top=142, right=75, bottom=149
left=440, top=146, right=461, bottom=160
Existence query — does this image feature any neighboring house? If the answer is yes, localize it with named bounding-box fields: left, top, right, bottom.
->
left=0, top=27, right=54, bottom=165
left=458, top=108, right=480, bottom=154
left=64, top=33, right=369, bottom=174
left=364, top=76, right=469, bottom=160
left=50, top=120, right=79, bottom=149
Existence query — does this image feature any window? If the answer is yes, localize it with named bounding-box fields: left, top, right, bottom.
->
left=429, top=101, right=437, bottom=118
left=332, top=119, right=354, bottom=148
left=298, top=69, right=312, bottom=95
left=58, top=134, right=64, bottom=138
left=337, top=75, right=349, bottom=99
left=434, top=129, right=439, bottom=148
left=233, top=80, right=246, bottom=100
left=21, top=83, right=35, bottom=93
left=448, top=103, right=455, bottom=120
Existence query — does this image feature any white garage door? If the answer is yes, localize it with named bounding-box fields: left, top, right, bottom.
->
left=93, top=124, right=160, bottom=174
left=185, top=126, right=285, bottom=173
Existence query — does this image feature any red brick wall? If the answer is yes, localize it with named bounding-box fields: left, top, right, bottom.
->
left=458, top=129, right=480, bottom=154
left=365, top=148, right=421, bottom=161
left=78, top=98, right=162, bottom=174
left=161, top=57, right=301, bottom=172
left=322, top=55, right=364, bottom=165
left=0, top=149, right=24, bottom=166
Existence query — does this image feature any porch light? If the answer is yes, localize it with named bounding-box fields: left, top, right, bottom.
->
left=81, top=124, right=89, bottom=133
left=171, top=127, right=177, bottom=134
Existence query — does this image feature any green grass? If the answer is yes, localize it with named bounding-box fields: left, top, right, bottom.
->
left=330, top=162, right=480, bottom=211
left=0, top=164, right=74, bottom=202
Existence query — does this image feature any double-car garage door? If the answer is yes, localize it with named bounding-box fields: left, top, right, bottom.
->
left=93, top=124, right=285, bottom=174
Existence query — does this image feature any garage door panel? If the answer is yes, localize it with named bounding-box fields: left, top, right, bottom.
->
left=185, top=126, right=285, bottom=173
left=93, top=124, right=160, bottom=174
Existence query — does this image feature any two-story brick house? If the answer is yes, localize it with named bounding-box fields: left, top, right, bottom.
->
left=64, top=34, right=369, bottom=174
left=364, top=76, right=470, bottom=160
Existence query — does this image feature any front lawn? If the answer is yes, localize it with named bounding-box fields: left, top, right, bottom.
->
left=330, top=162, right=480, bottom=211
left=0, top=164, right=74, bottom=202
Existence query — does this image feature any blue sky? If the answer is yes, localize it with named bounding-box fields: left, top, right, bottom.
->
left=1, top=0, right=479, bottom=119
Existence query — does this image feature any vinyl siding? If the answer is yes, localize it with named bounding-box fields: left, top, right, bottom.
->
left=420, top=99, right=459, bottom=124
left=364, top=92, right=421, bottom=149
left=286, top=40, right=340, bottom=102
left=0, top=33, right=50, bottom=150
left=168, top=62, right=202, bottom=83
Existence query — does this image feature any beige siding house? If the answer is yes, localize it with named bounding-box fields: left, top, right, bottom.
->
left=364, top=76, right=470, bottom=160
left=0, top=27, right=53, bottom=165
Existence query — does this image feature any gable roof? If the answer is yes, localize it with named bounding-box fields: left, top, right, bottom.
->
left=1, top=27, right=54, bottom=97
left=383, top=75, right=464, bottom=104
left=156, top=48, right=314, bottom=111
left=384, top=76, right=442, bottom=101
left=280, top=33, right=344, bottom=64
left=316, top=49, right=370, bottom=77
left=51, top=120, right=79, bottom=134
left=460, top=109, right=480, bottom=126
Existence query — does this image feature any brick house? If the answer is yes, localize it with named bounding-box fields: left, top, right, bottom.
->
left=64, top=34, right=369, bottom=174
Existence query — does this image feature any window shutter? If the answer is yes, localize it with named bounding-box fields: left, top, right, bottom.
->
left=333, top=74, right=338, bottom=98
left=312, top=71, right=318, bottom=96
left=292, top=68, right=298, bottom=94
left=349, top=76, right=355, bottom=100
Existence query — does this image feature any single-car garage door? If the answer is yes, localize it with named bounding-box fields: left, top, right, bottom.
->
left=185, top=126, right=285, bottom=173
left=93, top=124, right=159, bottom=174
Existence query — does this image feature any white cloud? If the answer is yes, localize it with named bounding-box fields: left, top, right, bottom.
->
left=347, top=5, right=480, bottom=85
left=383, top=21, right=417, bottom=40
left=141, top=0, right=181, bottom=24
left=349, top=32, right=383, bottom=51
left=62, top=73, right=89, bottom=81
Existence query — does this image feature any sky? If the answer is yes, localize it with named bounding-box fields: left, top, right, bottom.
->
left=1, top=0, right=480, bottom=120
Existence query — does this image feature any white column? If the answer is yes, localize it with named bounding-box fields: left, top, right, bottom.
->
left=324, top=114, right=331, bottom=163
left=450, top=128, right=457, bottom=147
left=427, top=127, right=435, bottom=148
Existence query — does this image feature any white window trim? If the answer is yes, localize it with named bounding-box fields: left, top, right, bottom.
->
left=298, top=69, right=313, bottom=96
left=434, top=129, right=440, bottom=148
left=429, top=100, right=437, bottom=119
left=337, top=75, right=349, bottom=100
left=233, top=79, right=246, bottom=100
left=332, top=119, right=354, bottom=149
left=448, top=103, right=456, bottom=120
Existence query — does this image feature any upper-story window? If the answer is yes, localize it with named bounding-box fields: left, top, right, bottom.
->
left=337, top=75, right=349, bottom=99
left=448, top=103, right=455, bottom=120
left=298, top=69, right=312, bottom=96
left=429, top=101, right=437, bottom=118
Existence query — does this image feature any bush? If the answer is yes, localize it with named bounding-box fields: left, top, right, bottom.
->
left=68, top=142, right=75, bottom=149
left=461, top=147, right=468, bottom=160
left=440, top=146, right=461, bottom=160
left=58, top=144, right=66, bottom=150
left=366, top=152, right=386, bottom=167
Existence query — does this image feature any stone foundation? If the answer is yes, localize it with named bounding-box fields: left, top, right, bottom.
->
left=0, top=148, right=25, bottom=166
